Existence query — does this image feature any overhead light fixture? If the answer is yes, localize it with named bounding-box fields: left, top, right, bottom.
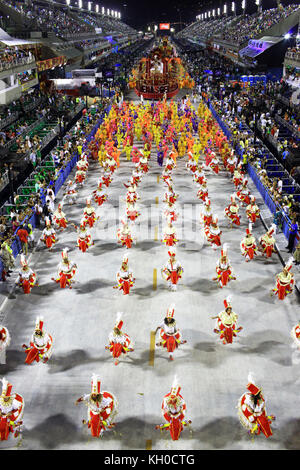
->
left=232, top=2, right=235, bottom=12
left=88, top=1, right=91, bottom=11
left=78, top=0, right=82, bottom=8
left=284, top=33, right=291, bottom=39
left=224, top=4, right=227, bottom=14
left=96, top=4, right=99, bottom=13
left=102, top=6, right=105, bottom=14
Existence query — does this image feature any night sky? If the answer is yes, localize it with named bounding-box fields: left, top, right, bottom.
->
left=112, top=0, right=288, bottom=30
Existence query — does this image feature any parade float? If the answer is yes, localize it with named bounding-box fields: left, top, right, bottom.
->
left=129, top=38, right=194, bottom=100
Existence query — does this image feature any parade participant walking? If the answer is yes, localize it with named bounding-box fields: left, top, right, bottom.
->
left=75, top=375, right=118, bottom=438
left=22, top=317, right=53, bottom=364
left=83, top=197, right=98, bottom=228
left=105, top=313, right=134, bottom=365
left=161, top=250, right=183, bottom=291
left=0, top=378, right=24, bottom=441
left=271, top=257, right=294, bottom=300
left=162, top=216, right=178, bottom=247
left=64, top=180, right=77, bottom=205
left=15, top=255, right=38, bottom=294
left=53, top=203, right=68, bottom=231
left=52, top=248, right=77, bottom=289
left=77, top=219, right=93, bottom=253
left=240, top=224, right=257, bottom=262
left=213, top=297, right=242, bottom=344
left=237, top=373, right=275, bottom=438
left=155, top=304, right=186, bottom=361
left=115, top=255, right=135, bottom=295
left=117, top=220, right=134, bottom=249
left=40, top=217, right=56, bottom=251
left=156, top=377, right=191, bottom=441
left=0, top=326, right=10, bottom=355
left=246, top=196, right=260, bottom=224
left=204, top=214, right=222, bottom=249
left=213, top=244, right=236, bottom=288
left=224, top=194, right=241, bottom=227
left=93, top=181, right=108, bottom=207
left=259, top=225, right=277, bottom=258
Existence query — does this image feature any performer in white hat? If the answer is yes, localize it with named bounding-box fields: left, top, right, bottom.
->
left=271, top=257, right=294, bottom=300
left=92, top=180, right=108, bottom=207
left=40, top=216, right=56, bottom=251
left=77, top=219, right=93, bottom=253
left=83, top=197, right=98, bottom=228
left=213, top=244, right=236, bottom=288
left=161, top=250, right=183, bottom=292
left=0, top=378, right=24, bottom=440
left=114, top=255, right=135, bottom=295
left=204, top=214, right=222, bottom=249
left=117, top=220, right=135, bottom=249
left=52, top=248, right=77, bottom=289
left=22, top=316, right=53, bottom=364
left=246, top=196, right=260, bottom=224
left=64, top=179, right=77, bottom=205
left=240, top=223, right=257, bottom=262
left=156, top=376, right=191, bottom=441
left=237, top=373, right=275, bottom=438
left=105, top=313, right=134, bottom=365
left=162, top=216, right=178, bottom=247
left=224, top=194, right=241, bottom=227
left=15, top=255, right=37, bottom=294
left=0, top=326, right=10, bottom=355
left=53, top=203, right=68, bottom=231
left=259, top=224, right=277, bottom=258
left=75, top=375, right=118, bottom=438
left=213, top=297, right=242, bottom=345
left=155, top=304, right=186, bottom=361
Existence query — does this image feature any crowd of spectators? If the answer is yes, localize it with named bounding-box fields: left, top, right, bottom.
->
left=177, top=4, right=299, bottom=46
left=0, top=102, right=103, bottom=276
left=0, top=46, right=35, bottom=72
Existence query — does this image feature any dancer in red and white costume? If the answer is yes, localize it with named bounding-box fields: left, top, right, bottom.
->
left=213, top=297, right=242, bottom=345
left=75, top=168, right=86, bottom=186
left=193, top=164, right=206, bottom=185
left=15, top=255, right=37, bottom=294
left=209, top=153, right=220, bottom=174
left=213, top=244, right=236, bottom=288
left=102, top=170, right=112, bottom=188
left=164, top=184, right=178, bottom=206
left=240, top=224, right=257, bottom=262
left=83, top=197, right=98, bottom=228
left=117, top=220, right=134, bottom=249
left=197, top=180, right=208, bottom=202
left=0, top=378, right=24, bottom=441
left=259, top=224, right=276, bottom=258
left=77, top=219, right=93, bottom=253
left=52, top=248, right=77, bottom=289
left=233, top=163, right=244, bottom=189
left=204, top=214, right=222, bottom=249
left=186, top=157, right=197, bottom=174
left=155, top=304, right=186, bottom=361
left=161, top=250, right=183, bottom=292
left=64, top=179, right=77, bottom=205
left=138, top=152, right=149, bottom=173
left=162, top=216, right=178, bottom=247
left=22, top=316, right=53, bottom=365
left=105, top=312, right=134, bottom=365
left=53, top=203, right=68, bottom=230
left=291, top=321, right=300, bottom=350
left=237, top=373, right=275, bottom=438
left=156, top=377, right=191, bottom=441
left=126, top=200, right=140, bottom=222
left=0, top=326, right=10, bottom=354
left=75, top=375, right=118, bottom=438
left=76, top=155, right=89, bottom=172
left=271, top=257, right=294, bottom=300
left=164, top=200, right=178, bottom=223
left=201, top=198, right=213, bottom=226
left=126, top=185, right=139, bottom=204
left=165, top=153, right=176, bottom=172
left=115, top=255, right=135, bottom=295
left=224, top=194, right=241, bottom=227
left=246, top=196, right=260, bottom=224
left=236, top=178, right=251, bottom=206
left=104, top=154, right=117, bottom=174
left=225, top=151, right=237, bottom=176
left=92, top=181, right=108, bottom=207
left=40, top=217, right=56, bottom=251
